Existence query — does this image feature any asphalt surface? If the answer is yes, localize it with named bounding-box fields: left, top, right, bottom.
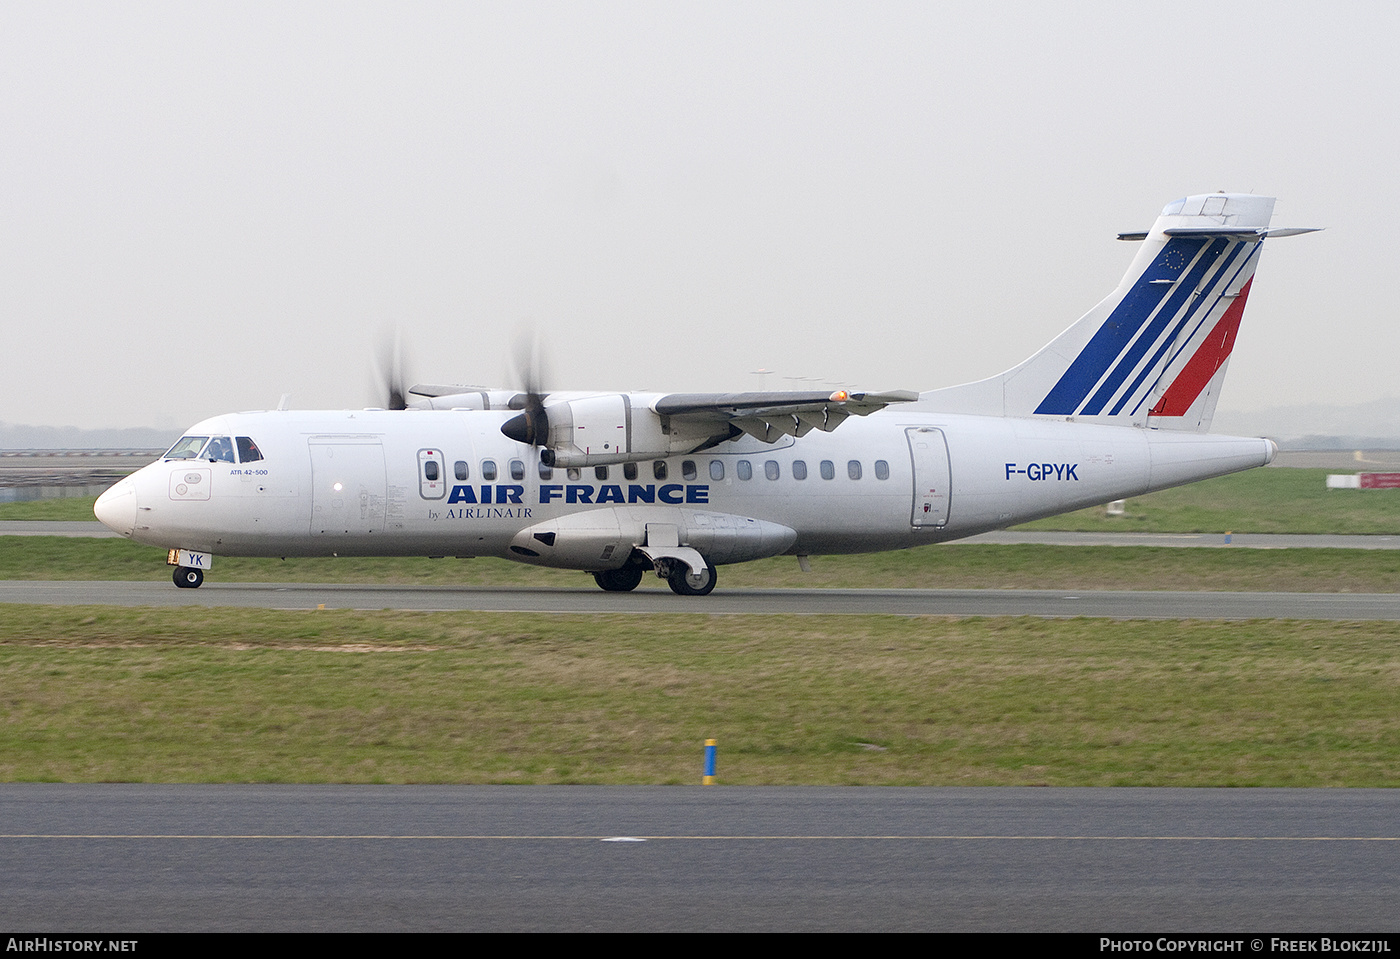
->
left=4, top=579, right=1400, bottom=619
left=6, top=514, right=1397, bottom=933
left=2, top=785, right=1396, bottom=932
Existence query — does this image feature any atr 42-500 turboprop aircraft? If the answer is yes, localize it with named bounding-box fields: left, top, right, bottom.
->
left=95, top=193, right=1317, bottom=595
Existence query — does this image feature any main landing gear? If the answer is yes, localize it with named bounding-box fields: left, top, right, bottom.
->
left=590, top=557, right=718, bottom=596
left=173, top=566, right=204, bottom=589
left=665, top=562, right=716, bottom=597
left=593, top=566, right=644, bottom=592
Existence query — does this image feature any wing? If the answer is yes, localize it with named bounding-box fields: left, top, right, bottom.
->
left=653, top=389, right=920, bottom=443
left=497, top=388, right=919, bottom=467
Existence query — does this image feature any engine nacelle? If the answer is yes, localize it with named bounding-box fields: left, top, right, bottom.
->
left=535, top=394, right=726, bottom=467
left=507, top=506, right=797, bottom=571
left=411, top=388, right=524, bottom=411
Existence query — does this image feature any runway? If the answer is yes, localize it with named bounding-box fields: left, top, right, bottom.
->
left=5, top=579, right=1400, bottom=619
left=2, top=785, right=1395, bottom=931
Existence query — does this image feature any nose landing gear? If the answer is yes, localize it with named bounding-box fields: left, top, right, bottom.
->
left=173, top=566, right=204, bottom=589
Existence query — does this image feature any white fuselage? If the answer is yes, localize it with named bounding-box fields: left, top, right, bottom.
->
left=96, top=406, right=1274, bottom=566
left=92, top=192, right=1307, bottom=589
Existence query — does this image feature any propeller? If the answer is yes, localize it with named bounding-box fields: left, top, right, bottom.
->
left=501, top=330, right=552, bottom=453
left=374, top=326, right=410, bottom=411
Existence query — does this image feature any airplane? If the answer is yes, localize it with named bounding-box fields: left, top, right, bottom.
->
left=94, top=193, right=1317, bottom=595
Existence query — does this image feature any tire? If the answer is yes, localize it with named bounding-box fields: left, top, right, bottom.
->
left=667, top=562, right=716, bottom=596
left=593, top=566, right=644, bottom=592
left=173, top=566, right=204, bottom=589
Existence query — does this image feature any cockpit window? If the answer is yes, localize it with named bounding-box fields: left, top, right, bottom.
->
left=236, top=437, right=264, bottom=463
left=204, top=436, right=236, bottom=463
left=165, top=436, right=209, bottom=460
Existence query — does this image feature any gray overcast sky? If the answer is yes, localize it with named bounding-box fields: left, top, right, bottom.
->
left=0, top=1, right=1387, bottom=431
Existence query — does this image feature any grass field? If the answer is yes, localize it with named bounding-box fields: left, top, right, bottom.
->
left=1017, top=468, right=1400, bottom=534
left=5, top=535, right=1400, bottom=592
left=4, top=468, right=1399, bottom=787
left=0, top=496, right=103, bottom=521
left=3, top=606, right=1397, bottom=786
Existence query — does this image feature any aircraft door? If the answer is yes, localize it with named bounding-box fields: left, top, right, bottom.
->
left=309, top=438, right=388, bottom=536
left=906, top=427, right=950, bottom=528
left=418, top=448, right=446, bottom=499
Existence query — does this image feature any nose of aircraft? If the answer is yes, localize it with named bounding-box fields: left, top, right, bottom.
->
left=94, top=478, right=137, bottom=536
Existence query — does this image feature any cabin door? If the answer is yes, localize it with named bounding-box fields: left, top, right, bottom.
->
left=906, top=427, right=950, bottom=528
left=309, top=437, right=388, bottom=536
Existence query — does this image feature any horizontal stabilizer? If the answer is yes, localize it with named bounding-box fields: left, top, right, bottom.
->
left=1120, top=226, right=1320, bottom=242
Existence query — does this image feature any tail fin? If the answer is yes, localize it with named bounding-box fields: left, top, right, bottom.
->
left=924, top=193, right=1313, bottom=432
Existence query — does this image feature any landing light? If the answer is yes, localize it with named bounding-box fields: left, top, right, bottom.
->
left=333, top=482, right=343, bottom=492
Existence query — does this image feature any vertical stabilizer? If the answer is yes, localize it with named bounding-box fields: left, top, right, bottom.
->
left=923, top=194, right=1299, bottom=432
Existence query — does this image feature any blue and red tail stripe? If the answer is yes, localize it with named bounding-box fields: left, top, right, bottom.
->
left=1125, top=245, right=1260, bottom=417
left=1034, top=237, right=1206, bottom=415
left=1115, top=241, right=1257, bottom=416
left=1078, top=238, right=1235, bottom=415
left=1149, top=277, right=1253, bottom=417
left=1034, top=236, right=1256, bottom=417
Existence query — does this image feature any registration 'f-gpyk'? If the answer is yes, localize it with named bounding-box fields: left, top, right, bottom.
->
left=96, top=194, right=1317, bottom=595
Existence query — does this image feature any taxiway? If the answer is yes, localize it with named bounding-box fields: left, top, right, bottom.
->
left=4, top=579, right=1400, bottom=619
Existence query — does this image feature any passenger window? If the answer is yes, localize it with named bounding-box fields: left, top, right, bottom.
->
left=204, top=436, right=235, bottom=463
left=481, top=460, right=497, bottom=481
left=709, top=460, right=725, bottom=481
left=653, top=461, right=667, bottom=480
left=848, top=460, right=863, bottom=480
left=875, top=460, right=890, bottom=480
left=510, top=459, right=525, bottom=481
left=792, top=460, right=807, bottom=480
left=424, top=461, right=439, bottom=481
left=624, top=462, right=638, bottom=481
left=538, top=459, right=553, bottom=480
left=737, top=460, right=752, bottom=481
left=682, top=460, right=697, bottom=481
left=454, top=461, right=469, bottom=481
left=595, top=465, right=609, bottom=481
left=236, top=437, right=264, bottom=463
left=567, top=467, right=581, bottom=481
left=765, top=460, right=780, bottom=481
left=820, top=460, right=835, bottom=480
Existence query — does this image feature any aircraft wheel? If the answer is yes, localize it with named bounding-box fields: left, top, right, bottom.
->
left=593, top=566, right=644, bottom=592
left=667, top=562, right=716, bottom=596
left=173, top=566, right=204, bottom=589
